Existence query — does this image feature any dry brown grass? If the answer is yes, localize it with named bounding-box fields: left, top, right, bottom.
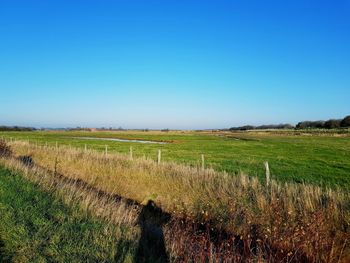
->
left=0, top=139, right=12, bottom=157
left=4, top=140, right=350, bottom=262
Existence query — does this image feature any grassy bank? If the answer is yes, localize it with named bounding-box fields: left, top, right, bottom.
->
left=4, top=140, right=349, bottom=262
left=1, top=130, right=349, bottom=188
left=0, top=165, right=139, bottom=262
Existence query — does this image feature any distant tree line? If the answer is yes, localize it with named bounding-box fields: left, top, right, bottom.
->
left=229, top=124, right=294, bottom=131
left=296, top=115, right=350, bottom=129
left=0, top=126, right=36, bottom=131
left=66, top=127, right=91, bottom=131
left=229, top=115, right=350, bottom=131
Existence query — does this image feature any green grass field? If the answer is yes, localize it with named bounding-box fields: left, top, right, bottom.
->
left=1, top=131, right=349, bottom=262
left=1, top=130, right=350, bottom=188
left=0, top=165, right=137, bottom=262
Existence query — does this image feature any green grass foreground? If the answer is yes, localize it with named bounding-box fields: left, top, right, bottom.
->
left=1, top=130, right=350, bottom=187
left=0, top=166, right=137, bottom=262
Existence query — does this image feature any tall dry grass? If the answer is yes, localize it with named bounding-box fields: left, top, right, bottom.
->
left=4, top=140, right=350, bottom=262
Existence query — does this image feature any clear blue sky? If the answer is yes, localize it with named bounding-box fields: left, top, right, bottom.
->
left=0, top=0, right=349, bottom=129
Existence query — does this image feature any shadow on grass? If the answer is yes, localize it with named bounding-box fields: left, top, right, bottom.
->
left=135, top=200, right=170, bottom=263
left=114, top=201, right=170, bottom=263
left=0, top=237, right=12, bottom=262
left=114, top=239, right=136, bottom=263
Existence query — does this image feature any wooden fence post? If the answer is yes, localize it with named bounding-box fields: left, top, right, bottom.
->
left=84, top=144, right=87, bottom=152
left=201, top=154, right=205, bottom=171
left=264, top=161, right=270, bottom=187
left=55, top=141, right=58, bottom=150
left=105, top=145, right=108, bottom=155
left=157, top=149, right=161, bottom=164
left=129, top=146, right=133, bottom=160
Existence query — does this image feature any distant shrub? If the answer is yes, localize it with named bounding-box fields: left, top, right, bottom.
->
left=324, top=119, right=341, bottom=129
left=0, top=126, right=35, bottom=131
left=257, top=124, right=294, bottom=129
left=0, top=140, right=12, bottom=157
left=295, top=122, right=307, bottom=129
left=340, top=115, right=350, bottom=127
left=296, top=121, right=325, bottom=129
left=240, top=125, right=255, bottom=130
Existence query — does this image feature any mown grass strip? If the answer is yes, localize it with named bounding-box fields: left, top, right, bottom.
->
left=0, top=165, right=137, bottom=263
